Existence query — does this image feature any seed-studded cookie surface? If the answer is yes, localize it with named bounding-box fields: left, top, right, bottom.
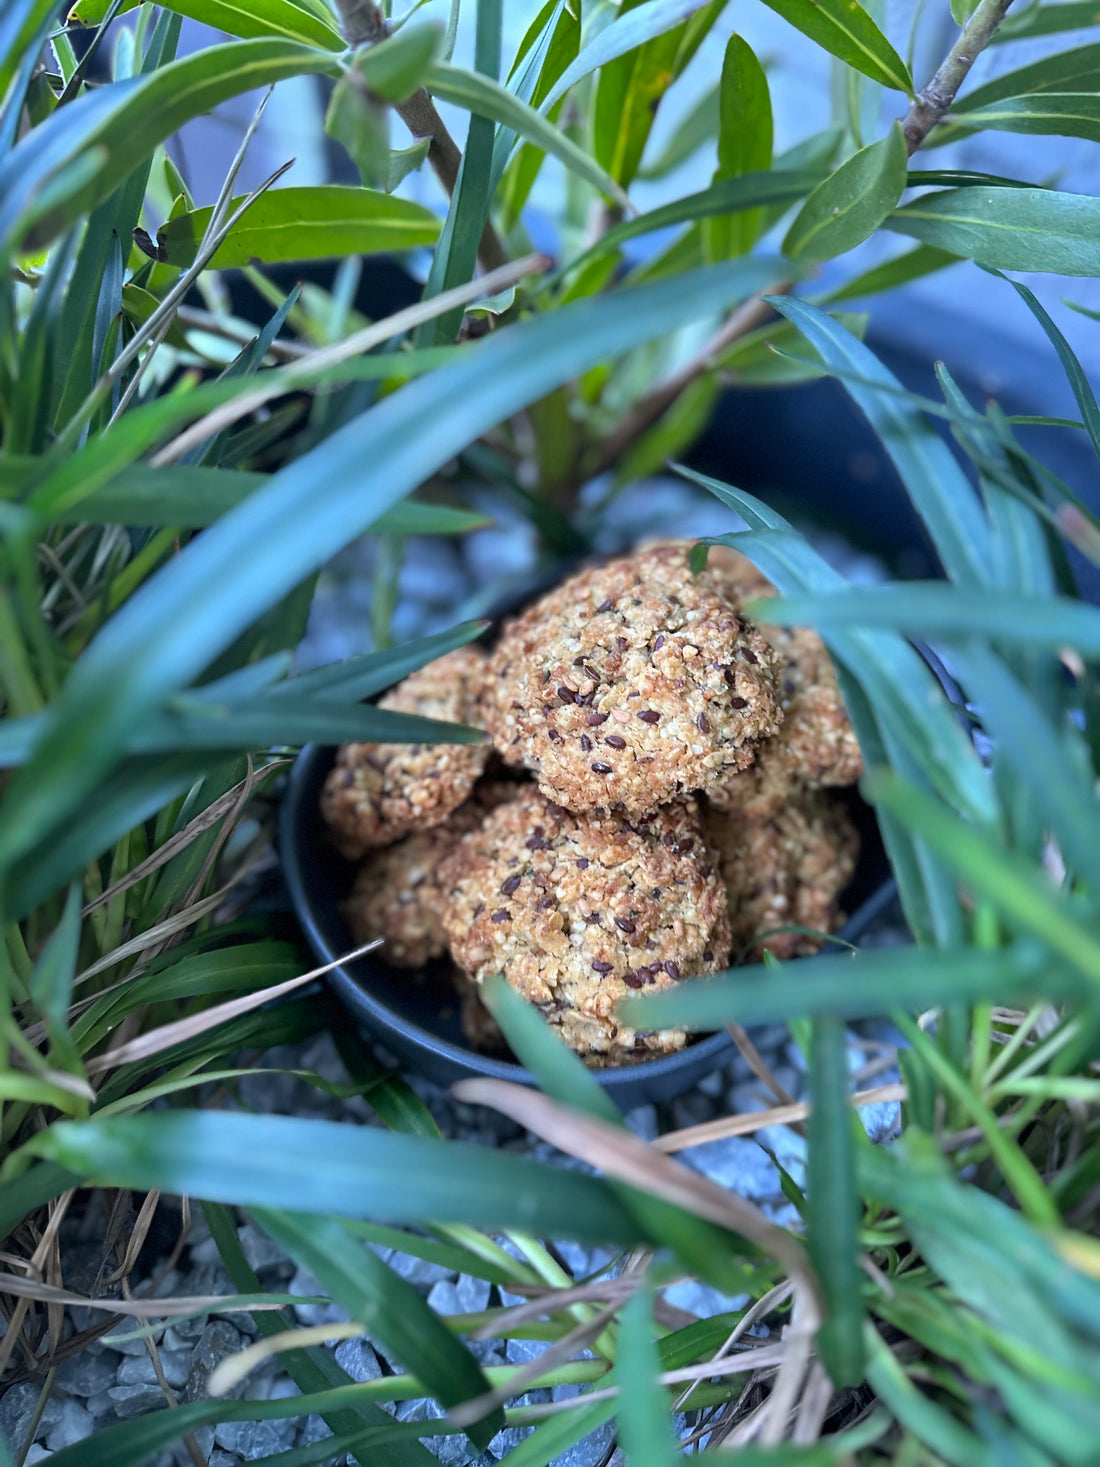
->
left=704, top=792, right=858, bottom=961
left=343, top=780, right=517, bottom=968
left=438, top=786, right=732, bottom=1060
left=320, top=647, right=489, bottom=857
left=702, top=546, right=862, bottom=817
left=478, top=543, right=783, bottom=816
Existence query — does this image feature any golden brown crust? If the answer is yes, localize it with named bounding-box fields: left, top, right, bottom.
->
left=704, top=792, right=859, bottom=961
left=438, top=786, right=731, bottom=1060
left=478, top=543, right=783, bottom=817
left=343, top=780, right=518, bottom=968
left=701, top=546, right=863, bottom=817
left=320, top=647, right=490, bottom=857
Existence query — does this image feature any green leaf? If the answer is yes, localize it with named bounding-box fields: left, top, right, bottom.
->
left=0, top=0, right=60, bottom=117
left=757, top=0, right=913, bottom=94
left=592, top=0, right=702, bottom=189
left=0, top=259, right=800, bottom=881
left=153, top=186, right=441, bottom=268
left=818, top=242, right=960, bottom=303
left=50, top=463, right=489, bottom=531
left=414, top=2, right=500, bottom=348
left=34, top=1111, right=646, bottom=1243
left=704, top=34, right=772, bottom=261
left=954, top=41, right=1100, bottom=112
left=867, top=769, right=1100, bottom=984
left=717, top=311, right=869, bottom=387
left=990, top=268, right=1100, bottom=463
left=542, top=0, right=715, bottom=113
left=0, top=1162, right=81, bottom=1241
left=353, top=20, right=442, bottom=101
left=764, top=299, right=992, bottom=586
left=28, top=884, right=84, bottom=1076
left=70, top=0, right=343, bottom=47
left=494, top=0, right=579, bottom=226
left=427, top=59, right=631, bottom=207
left=615, top=1285, right=680, bottom=1467
left=0, top=39, right=339, bottom=253
left=783, top=122, right=908, bottom=261
left=994, top=2, right=1100, bottom=42
left=935, top=91, right=1100, bottom=145
left=253, top=1210, right=504, bottom=1448
left=616, top=939, right=1068, bottom=1031
left=751, top=583, right=1100, bottom=653
left=559, top=176, right=820, bottom=280
left=807, top=1017, right=864, bottom=1387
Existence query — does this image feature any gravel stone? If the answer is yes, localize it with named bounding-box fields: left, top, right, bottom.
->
left=117, top=1349, right=192, bottom=1389
left=85, top=1390, right=117, bottom=1418
left=552, top=1417, right=617, bottom=1466
left=670, top=1090, right=715, bottom=1130
left=427, top=1276, right=491, bottom=1317
left=386, top=1250, right=455, bottom=1290
left=334, top=1337, right=383, bottom=1382
left=44, top=1399, right=95, bottom=1451
left=24, top=1446, right=53, bottom=1465
left=623, top=1104, right=658, bottom=1141
left=395, top=1396, right=482, bottom=1467
left=238, top=1222, right=289, bottom=1273
left=290, top=1267, right=351, bottom=1327
left=505, top=1337, right=548, bottom=1365
left=0, top=1381, right=40, bottom=1452
left=696, top=1068, right=726, bottom=1098
left=236, top=1419, right=299, bottom=1458
left=55, top=1349, right=122, bottom=1397
left=106, top=1384, right=166, bottom=1420
left=663, top=1280, right=747, bottom=1318
left=209, top=1452, right=239, bottom=1467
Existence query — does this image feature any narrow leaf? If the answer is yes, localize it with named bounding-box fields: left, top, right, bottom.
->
left=758, top=0, right=913, bottom=93
left=783, top=122, right=908, bottom=261
left=154, top=186, right=440, bottom=268
left=954, top=41, right=1100, bottom=113
left=616, top=1285, right=680, bottom=1467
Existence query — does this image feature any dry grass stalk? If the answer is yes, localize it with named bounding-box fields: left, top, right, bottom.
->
left=653, top=1083, right=907, bottom=1153
left=207, top=1322, right=365, bottom=1397
left=84, top=940, right=381, bottom=1076
left=451, top=1078, right=820, bottom=1319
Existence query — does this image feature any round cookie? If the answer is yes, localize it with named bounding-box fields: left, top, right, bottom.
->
left=703, top=792, right=859, bottom=961
left=320, top=647, right=489, bottom=857
left=343, top=780, right=518, bottom=968
left=438, top=786, right=732, bottom=1062
left=479, top=543, right=783, bottom=817
left=701, top=546, right=862, bottom=817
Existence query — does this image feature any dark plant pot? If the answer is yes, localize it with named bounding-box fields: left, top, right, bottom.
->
left=279, top=615, right=896, bottom=1110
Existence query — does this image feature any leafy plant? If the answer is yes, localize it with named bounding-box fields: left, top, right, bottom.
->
left=3, top=0, right=1100, bottom=1463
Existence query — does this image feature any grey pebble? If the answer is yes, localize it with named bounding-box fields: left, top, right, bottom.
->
left=117, top=1348, right=192, bottom=1389
left=552, top=1417, right=617, bottom=1467
left=622, top=1104, right=658, bottom=1142
left=55, top=1348, right=122, bottom=1397
left=386, top=1250, right=455, bottom=1290
left=24, top=1446, right=53, bottom=1465
left=505, top=1337, right=548, bottom=1366
left=663, top=1279, right=747, bottom=1319
left=669, top=1091, right=715, bottom=1130
left=209, top=1452, right=239, bottom=1467
left=238, top=1222, right=289, bottom=1274
left=44, top=1398, right=95, bottom=1452
left=106, top=1383, right=166, bottom=1420
left=0, top=1381, right=41, bottom=1452
left=428, top=1275, right=491, bottom=1317
left=395, top=1396, right=481, bottom=1467
left=334, top=1337, right=382, bottom=1383
left=290, top=1267, right=351, bottom=1327
left=696, top=1068, right=726, bottom=1099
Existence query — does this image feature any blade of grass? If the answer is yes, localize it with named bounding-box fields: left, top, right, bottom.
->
left=615, top=1283, right=681, bottom=1467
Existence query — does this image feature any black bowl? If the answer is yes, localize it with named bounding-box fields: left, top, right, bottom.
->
left=278, top=737, right=895, bottom=1110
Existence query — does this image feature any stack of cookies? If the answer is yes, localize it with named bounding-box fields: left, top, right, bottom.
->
left=319, top=541, right=862, bottom=1067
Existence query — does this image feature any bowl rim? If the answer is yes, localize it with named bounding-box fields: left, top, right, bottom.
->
left=278, top=740, right=896, bottom=1094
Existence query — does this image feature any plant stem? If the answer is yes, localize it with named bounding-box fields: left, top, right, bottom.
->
left=333, top=0, right=508, bottom=271
left=901, top=0, right=1016, bottom=155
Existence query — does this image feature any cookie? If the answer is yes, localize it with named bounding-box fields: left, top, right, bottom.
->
left=439, top=786, right=731, bottom=1061
left=701, top=546, right=862, bottom=817
left=343, top=780, right=518, bottom=968
left=478, top=543, right=782, bottom=816
left=704, top=791, right=858, bottom=961
left=320, top=647, right=490, bottom=857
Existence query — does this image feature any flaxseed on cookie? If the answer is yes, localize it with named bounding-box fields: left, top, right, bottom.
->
left=320, top=647, right=489, bottom=857
left=478, top=543, right=783, bottom=817
left=704, top=791, right=858, bottom=961
left=701, top=545, right=862, bottom=817
left=343, top=779, right=517, bottom=968
left=438, top=786, right=731, bottom=1061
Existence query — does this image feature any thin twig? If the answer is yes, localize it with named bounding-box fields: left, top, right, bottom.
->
left=653, top=1083, right=907, bottom=1154
left=152, top=253, right=548, bottom=466
left=901, top=0, right=1017, bottom=154
left=331, top=0, right=508, bottom=271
